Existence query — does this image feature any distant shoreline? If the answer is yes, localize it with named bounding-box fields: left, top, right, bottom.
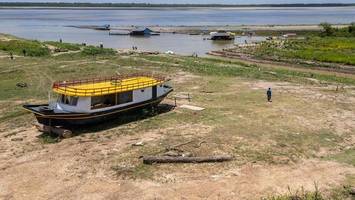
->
left=0, top=2, right=355, bottom=9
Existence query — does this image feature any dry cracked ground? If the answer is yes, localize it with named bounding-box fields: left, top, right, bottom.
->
left=0, top=69, right=355, bottom=199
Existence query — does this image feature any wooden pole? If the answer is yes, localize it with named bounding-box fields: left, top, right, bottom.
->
left=143, top=155, right=233, bottom=165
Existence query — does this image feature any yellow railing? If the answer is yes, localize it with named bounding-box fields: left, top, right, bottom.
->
left=52, top=73, right=166, bottom=96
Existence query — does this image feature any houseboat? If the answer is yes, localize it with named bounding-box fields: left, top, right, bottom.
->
left=210, top=30, right=235, bottom=40
left=23, top=74, right=173, bottom=126
left=130, top=27, right=160, bottom=36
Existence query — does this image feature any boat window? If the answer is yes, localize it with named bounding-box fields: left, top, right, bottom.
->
left=91, top=94, right=116, bottom=110
left=90, top=91, right=133, bottom=110
left=59, top=95, right=78, bottom=106
left=118, top=91, right=133, bottom=104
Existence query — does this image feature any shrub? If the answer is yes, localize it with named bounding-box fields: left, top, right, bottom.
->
left=319, top=22, right=334, bottom=37
left=348, top=22, right=355, bottom=36
left=319, top=22, right=355, bottom=37
left=81, top=46, right=116, bottom=56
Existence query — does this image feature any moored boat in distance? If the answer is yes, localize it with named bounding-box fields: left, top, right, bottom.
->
left=23, top=74, right=173, bottom=126
left=129, top=27, right=160, bottom=36
left=210, top=30, right=235, bottom=40
left=94, top=24, right=111, bottom=31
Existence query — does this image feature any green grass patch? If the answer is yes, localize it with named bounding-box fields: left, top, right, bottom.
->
left=0, top=39, right=49, bottom=56
left=44, top=41, right=81, bottom=52
left=264, top=185, right=353, bottom=200
left=326, top=148, right=355, bottom=166
left=255, top=37, right=355, bottom=65
left=38, top=133, right=60, bottom=144
left=111, top=163, right=153, bottom=180
left=0, top=107, right=28, bottom=123
left=142, top=55, right=355, bottom=85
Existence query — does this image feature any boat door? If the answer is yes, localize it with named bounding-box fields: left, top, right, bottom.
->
left=152, top=85, right=157, bottom=99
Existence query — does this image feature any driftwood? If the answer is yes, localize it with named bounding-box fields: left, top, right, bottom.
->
left=143, top=155, right=233, bottom=165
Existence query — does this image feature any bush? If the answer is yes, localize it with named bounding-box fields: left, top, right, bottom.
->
left=348, top=22, right=355, bottom=36
left=0, top=39, right=49, bottom=56
left=319, top=22, right=355, bottom=37
left=319, top=22, right=334, bottom=37
left=81, top=46, right=116, bottom=56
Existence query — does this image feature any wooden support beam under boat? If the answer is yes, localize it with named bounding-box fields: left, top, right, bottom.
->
left=35, top=123, right=73, bottom=138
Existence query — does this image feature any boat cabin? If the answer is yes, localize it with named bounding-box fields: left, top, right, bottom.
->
left=210, top=30, right=235, bottom=40
left=52, top=75, right=172, bottom=114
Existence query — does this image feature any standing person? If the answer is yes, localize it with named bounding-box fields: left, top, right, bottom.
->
left=267, top=88, right=272, bottom=102
left=9, top=52, right=13, bottom=60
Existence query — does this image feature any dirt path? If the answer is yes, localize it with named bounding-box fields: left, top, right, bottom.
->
left=52, top=50, right=81, bottom=57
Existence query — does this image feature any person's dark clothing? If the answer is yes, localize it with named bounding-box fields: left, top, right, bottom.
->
left=267, top=89, right=272, bottom=102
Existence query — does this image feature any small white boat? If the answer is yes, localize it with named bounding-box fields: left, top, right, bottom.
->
left=165, top=50, right=175, bottom=55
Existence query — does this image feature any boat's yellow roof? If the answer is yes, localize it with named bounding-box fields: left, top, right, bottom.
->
left=53, top=76, right=164, bottom=97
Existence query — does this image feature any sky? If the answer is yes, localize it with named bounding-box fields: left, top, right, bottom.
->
left=2, top=0, right=355, bottom=4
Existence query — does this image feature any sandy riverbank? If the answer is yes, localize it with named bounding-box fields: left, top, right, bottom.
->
left=75, top=24, right=350, bottom=35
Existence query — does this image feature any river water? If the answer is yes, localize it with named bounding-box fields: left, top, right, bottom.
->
left=0, top=7, right=354, bottom=55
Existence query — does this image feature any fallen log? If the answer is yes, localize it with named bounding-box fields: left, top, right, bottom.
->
left=143, top=155, right=233, bottom=165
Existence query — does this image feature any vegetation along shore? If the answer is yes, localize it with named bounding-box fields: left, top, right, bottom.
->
left=209, top=23, right=355, bottom=75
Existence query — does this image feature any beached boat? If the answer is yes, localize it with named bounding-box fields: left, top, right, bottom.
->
left=23, top=74, right=173, bottom=126
left=210, top=30, right=235, bottom=40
